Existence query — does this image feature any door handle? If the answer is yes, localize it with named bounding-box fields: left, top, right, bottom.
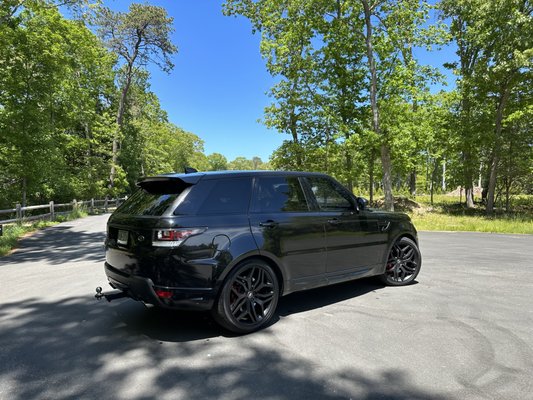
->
left=327, top=218, right=341, bottom=225
left=378, top=221, right=390, bottom=232
left=259, top=220, right=278, bottom=228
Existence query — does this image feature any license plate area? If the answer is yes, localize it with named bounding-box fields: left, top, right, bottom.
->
left=117, top=229, right=129, bottom=246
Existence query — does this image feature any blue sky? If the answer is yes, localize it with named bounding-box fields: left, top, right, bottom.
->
left=107, top=1, right=456, bottom=162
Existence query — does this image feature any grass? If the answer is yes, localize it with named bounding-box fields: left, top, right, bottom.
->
left=0, top=208, right=88, bottom=256
left=405, top=194, right=533, bottom=234
left=410, top=213, right=533, bottom=234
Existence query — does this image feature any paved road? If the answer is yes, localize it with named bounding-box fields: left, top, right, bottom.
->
left=0, top=214, right=532, bottom=400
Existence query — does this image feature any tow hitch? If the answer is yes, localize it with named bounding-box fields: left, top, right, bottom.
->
left=95, top=286, right=128, bottom=302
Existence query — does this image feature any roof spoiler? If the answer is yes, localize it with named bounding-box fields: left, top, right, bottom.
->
left=137, top=173, right=204, bottom=193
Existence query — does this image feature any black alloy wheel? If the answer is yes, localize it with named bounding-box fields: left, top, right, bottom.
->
left=381, top=237, right=421, bottom=286
left=213, top=259, right=279, bottom=334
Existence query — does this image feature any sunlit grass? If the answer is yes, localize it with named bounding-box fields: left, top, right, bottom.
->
left=408, top=194, right=533, bottom=234
left=410, top=212, right=533, bottom=234
left=0, top=209, right=88, bottom=256
left=370, top=193, right=533, bottom=234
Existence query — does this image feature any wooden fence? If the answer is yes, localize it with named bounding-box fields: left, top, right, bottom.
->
left=0, top=197, right=125, bottom=226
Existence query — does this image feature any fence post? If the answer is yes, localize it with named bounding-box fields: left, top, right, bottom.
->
left=50, top=201, right=55, bottom=221
left=104, top=197, right=108, bottom=213
left=16, top=203, right=22, bottom=223
left=73, top=199, right=78, bottom=213
left=90, top=198, right=94, bottom=214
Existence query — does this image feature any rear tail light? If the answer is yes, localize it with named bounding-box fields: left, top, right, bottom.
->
left=152, top=228, right=206, bottom=247
left=154, top=289, right=173, bottom=299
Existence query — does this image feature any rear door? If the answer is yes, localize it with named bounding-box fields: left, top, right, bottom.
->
left=249, top=175, right=327, bottom=289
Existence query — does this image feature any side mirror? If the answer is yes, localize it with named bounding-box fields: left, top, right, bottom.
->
left=357, top=197, right=368, bottom=211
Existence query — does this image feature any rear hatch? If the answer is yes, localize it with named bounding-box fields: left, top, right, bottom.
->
left=106, top=174, right=203, bottom=282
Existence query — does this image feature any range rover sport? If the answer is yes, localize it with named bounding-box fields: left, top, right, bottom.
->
left=101, top=170, right=421, bottom=333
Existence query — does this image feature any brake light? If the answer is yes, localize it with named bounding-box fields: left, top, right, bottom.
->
left=155, top=289, right=173, bottom=299
left=152, top=228, right=206, bottom=247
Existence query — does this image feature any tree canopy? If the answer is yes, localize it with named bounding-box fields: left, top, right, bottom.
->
left=225, top=0, right=532, bottom=213
left=1, top=0, right=531, bottom=215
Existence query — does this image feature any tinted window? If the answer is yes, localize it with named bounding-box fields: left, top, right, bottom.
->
left=197, top=178, right=252, bottom=215
left=253, top=177, right=309, bottom=212
left=116, top=190, right=180, bottom=216
left=306, top=177, right=353, bottom=211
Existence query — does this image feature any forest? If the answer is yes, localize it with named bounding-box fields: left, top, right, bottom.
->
left=1, top=0, right=532, bottom=215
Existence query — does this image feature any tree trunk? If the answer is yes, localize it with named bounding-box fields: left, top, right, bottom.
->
left=409, top=168, right=416, bottom=196
left=345, top=152, right=353, bottom=193
left=109, top=29, right=142, bottom=190
left=462, top=151, right=475, bottom=208
left=430, top=160, right=439, bottom=205
left=486, top=86, right=510, bottom=215
left=465, top=182, right=475, bottom=208
left=369, top=150, right=374, bottom=204
left=505, top=182, right=511, bottom=212
left=22, top=177, right=27, bottom=210
left=442, top=159, right=446, bottom=192
left=380, top=144, right=394, bottom=210
left=466, top=189, right=473, bottom=207
left=289, top=114, right=302, bottom=169
left=109, top=69, right=133, bottom=190
left=362, top=0, right=393, bottom=211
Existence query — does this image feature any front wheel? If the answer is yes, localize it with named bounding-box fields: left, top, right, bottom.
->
left=381, top=237, right=421, bottom=286
left=213, top=259, right=279, bottom=334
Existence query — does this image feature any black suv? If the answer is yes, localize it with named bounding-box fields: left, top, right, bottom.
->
left=102, top=170, right=421, bottom=333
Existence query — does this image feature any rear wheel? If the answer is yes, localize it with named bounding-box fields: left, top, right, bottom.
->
left=213, top=259, right=279, bottom=334
left=381, top=237, right=421, bottom=286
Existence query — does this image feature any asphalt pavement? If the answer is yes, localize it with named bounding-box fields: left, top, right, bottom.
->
left=0, top=214, right=532, bottom=400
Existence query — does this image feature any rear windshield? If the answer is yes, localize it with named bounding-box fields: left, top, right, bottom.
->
left=115, top=176, right=253, bottom=216
left=115, top=179, right=190, bottom=216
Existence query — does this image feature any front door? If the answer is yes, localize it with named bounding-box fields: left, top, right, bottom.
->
left=303, top=176, right=387, bottom=275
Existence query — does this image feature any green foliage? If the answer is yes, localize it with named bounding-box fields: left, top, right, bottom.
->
left=225, top=0, right=447, bottom=203
left=0, top=1, right=237, bottom=209
left=95, top=3, right=177, bottom=73
left=207, top=153, right=229, bottom=171
left=0, top=1, right=115, bottom=206
left=440, top=0, right=533, bottom=213
left=226, top=0, right=532, bottom=213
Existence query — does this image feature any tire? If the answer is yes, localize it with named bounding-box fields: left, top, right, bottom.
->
left=380, top=237, right=421, bottom=286
left=212, top=259, right=279, bottom=334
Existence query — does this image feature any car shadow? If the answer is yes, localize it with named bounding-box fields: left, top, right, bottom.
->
left=111, top=277, right=390, bottom=342
left=276, top=277, right=386, bottom=317
left=0, top=297, right=446, bottom=400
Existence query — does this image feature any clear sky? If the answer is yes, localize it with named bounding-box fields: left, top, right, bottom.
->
left=107, top=1, right=457, bottom=162
left=107, top=0, right=280, bottom=162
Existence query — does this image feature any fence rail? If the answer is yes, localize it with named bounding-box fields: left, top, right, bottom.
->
left=0, top=197, right=125, bottom=226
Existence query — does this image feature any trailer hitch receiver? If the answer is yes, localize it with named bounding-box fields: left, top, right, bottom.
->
left=95, top=286, right=127, bottom=302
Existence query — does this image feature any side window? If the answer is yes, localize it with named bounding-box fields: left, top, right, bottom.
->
left=306, top=177, right=353, bottom=211
left=253, top=177, right=309, bottom=213
left=196, top=178, right=252, bottom=215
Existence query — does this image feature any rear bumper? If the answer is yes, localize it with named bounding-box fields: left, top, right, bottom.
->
left=104, top=263, right=216, bottom=311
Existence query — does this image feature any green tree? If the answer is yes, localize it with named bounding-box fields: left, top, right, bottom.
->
left=0, top=1, right=115, bottom=206
left=95, top=3, right=177, bottom=192
left=228, top=157, right=254, bottom=170
left=441, top=0, right=533, bottom=214
left=226, top=0, right=443, bottom=208
left=207, top=153, right=229, bottom=170
left=117, top=72, right=207, bottom=189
